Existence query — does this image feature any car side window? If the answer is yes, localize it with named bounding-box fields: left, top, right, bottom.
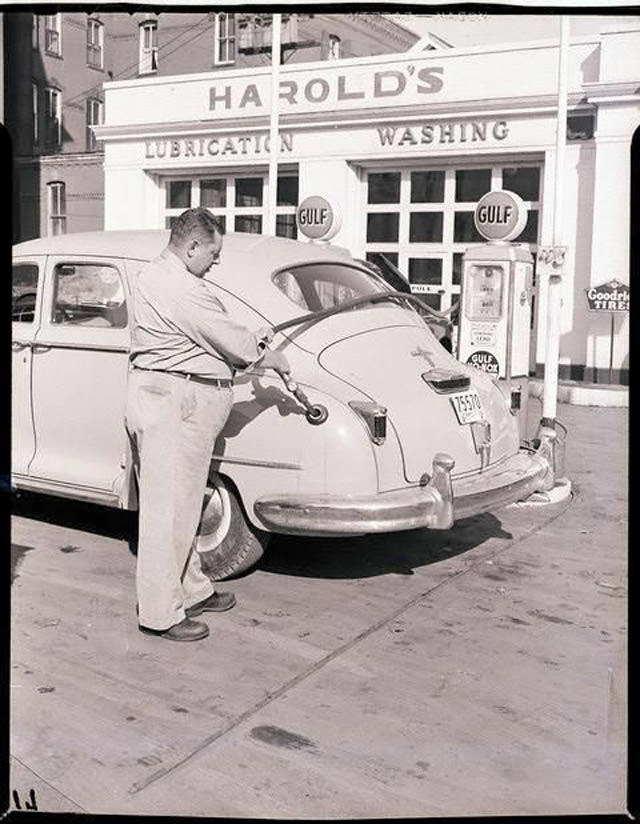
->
left=51, top=263, right=128, bottom=328
left=12, top=264, right=39, bottom=323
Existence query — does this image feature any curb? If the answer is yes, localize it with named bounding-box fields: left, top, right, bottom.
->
left=529, top=380, right=628, bottom=408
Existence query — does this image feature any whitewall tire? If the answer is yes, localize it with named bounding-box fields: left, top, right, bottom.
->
left=194, top=474, right=268, bottom=580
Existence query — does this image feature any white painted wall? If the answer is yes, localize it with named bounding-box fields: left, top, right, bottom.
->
left=104, top=161, right=160, bottom=230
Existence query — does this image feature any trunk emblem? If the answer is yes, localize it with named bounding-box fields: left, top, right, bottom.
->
left=410, top=346, right=436, bottom=367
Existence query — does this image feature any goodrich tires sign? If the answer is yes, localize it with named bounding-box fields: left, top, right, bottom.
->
left=585, top=280, right=630, bottom=313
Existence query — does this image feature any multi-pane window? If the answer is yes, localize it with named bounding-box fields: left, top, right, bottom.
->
left=47, top=182, right=66, bottom=236
left=164, top=173, right=299, bottom=238
left=44, top=14, right=62, bottom=56
left=139, top=20, right=158, bottom=74
left=364, top=163, right=542, bottom=313
left=215, top=13, right=236, bottom=65
left=87, top=18, right=104, bottom=68
left=86, top=98, right=103, bottom=152
left=44, top=87, right=62, bottom=147
left=32, top=83, right=39, bottom=144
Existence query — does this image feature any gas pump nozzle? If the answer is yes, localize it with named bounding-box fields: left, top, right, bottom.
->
left=275, top=368, right=329, bottom=426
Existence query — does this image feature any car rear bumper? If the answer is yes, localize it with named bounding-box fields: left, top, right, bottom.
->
left=253, top=449, right=550, bottom=535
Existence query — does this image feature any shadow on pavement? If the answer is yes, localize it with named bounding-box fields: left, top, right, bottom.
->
left=259, top=513, right=513, bottom=580
left=11, top=542, right=36, bottom=585
left=11, top=490, right=513, bottom=581
left=11, top=490, right=137, bottom=545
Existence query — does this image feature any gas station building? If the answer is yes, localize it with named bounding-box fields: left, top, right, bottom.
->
left=95, top=22, right=639, bottom=385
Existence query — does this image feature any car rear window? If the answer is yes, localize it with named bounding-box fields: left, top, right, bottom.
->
left=273, top=262, right=387, bottom=312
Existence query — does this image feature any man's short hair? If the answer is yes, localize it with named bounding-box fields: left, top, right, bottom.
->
left=169, top=207, right=225, bottom=247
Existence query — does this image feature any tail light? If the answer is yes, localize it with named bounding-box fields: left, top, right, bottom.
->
left=349, top=401, right=387, bottom=445
left=491, top=377, right=521, bottom=416
left=422, top=368, right=470, bottom=393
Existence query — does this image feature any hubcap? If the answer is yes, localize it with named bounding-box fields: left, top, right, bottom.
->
left=195, top=478, right=232, bottom=552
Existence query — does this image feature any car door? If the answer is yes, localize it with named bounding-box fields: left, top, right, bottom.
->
left=12, top=258, right=44, bottom=477
left=28, top=256, right=131, bottom=501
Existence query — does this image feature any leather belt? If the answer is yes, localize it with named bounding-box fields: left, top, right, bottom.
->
left=132, top=366, right=232, bottom=388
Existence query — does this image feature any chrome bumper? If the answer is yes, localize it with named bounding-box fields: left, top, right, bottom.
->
left=254, top=450, right=550, bottom=535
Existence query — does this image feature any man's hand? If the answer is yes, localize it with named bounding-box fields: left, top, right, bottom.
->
left=261, top=349, right=291, bottom=375
left=256, top=326, right=275, bottom=345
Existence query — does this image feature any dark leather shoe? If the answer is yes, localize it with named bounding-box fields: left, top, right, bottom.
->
left=185, top=591, right=236, bottom=617
left=140, top=617, right=209, bottom=641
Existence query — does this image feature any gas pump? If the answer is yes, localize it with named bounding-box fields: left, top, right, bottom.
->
left=457, top=190, right=534, bottom=441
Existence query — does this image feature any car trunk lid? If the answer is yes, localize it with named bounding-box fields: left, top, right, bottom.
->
left=318, top=324, right=518, bottom=482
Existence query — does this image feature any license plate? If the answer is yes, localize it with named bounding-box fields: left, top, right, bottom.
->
left=449, top=390, right=485, bottom=425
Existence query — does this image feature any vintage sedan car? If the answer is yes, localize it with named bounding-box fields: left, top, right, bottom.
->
left=12, top=230, right=550, bottom=580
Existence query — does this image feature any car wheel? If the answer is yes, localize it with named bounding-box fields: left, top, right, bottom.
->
left=194, top=474, right=268, bottom=581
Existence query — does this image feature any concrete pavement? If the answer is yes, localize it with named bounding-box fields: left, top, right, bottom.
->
left=9, top=397, right=628, bottom=817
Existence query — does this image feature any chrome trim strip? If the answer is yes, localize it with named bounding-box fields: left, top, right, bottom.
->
left=11, top=474, right=122, bottom=507
left=32, top=339, right=130, bottom=353
left=210, top=454, right=302, bottom=471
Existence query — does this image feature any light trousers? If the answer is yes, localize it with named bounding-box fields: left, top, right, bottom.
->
left=125, top=369, right=234, bottom=630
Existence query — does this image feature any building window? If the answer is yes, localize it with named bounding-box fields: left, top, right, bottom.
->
left=164, top=172, right=299, bottom=238
left=86, top=98, right=103, bottom=152
left=87, top=18, right=104, bottom=69
left=364, top=163, right=542, bottom=315
left=32, top=16, right=39, bottom=49
left=32, top=83, right=39, bottom=144
left=44, top=13, right=62, bottom=56
left=139, top=20, right=158, bottom=74
left=327, top=34, right=341, bottom=60
left=44, top=87, right=62, bottom=148
left=215, top=13, right=236, bottom=65
left=47, top=182, right=66, bottom=236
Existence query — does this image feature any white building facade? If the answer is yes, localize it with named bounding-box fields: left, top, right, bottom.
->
left=96, top=23, right=639, bottom=385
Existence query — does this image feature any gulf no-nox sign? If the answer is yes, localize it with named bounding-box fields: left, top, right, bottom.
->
left=296, top=196, right=341, bottom=241
left=474, top=190, right=527, bottom=242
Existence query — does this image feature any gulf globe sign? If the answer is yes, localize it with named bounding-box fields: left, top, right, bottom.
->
left=296, top=196, right=341, bottom=241
left=474, top=190, right=527, bottom=242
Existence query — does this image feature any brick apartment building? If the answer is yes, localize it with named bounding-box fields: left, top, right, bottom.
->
left=2, top=11, right=418, bottom=242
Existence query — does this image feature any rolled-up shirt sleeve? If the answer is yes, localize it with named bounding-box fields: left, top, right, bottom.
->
left=173, top=279, right=265, bottom=369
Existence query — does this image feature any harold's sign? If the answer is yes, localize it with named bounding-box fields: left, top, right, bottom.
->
left=144, top=132, right=294, bottom=160
left=585, top=280, right=630, bottom=312
left=102, top=43, right=588, bottom=129
left=209, top=66, right=444, bottom=112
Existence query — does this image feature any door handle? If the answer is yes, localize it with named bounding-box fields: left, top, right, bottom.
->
left=32, top=344, right=52, bottom=353
left=12, top=341, right=30, bottom=351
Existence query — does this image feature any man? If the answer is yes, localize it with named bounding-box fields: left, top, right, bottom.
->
left=125, top=208, right=289, bottom=642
